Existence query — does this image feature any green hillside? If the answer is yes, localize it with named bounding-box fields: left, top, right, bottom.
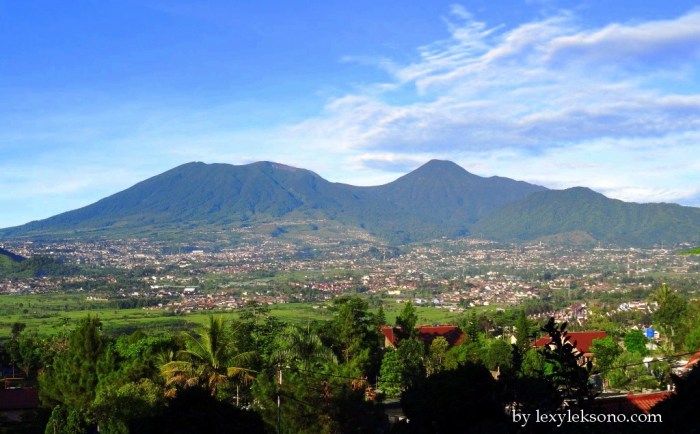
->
left=0, top=248, right=81, bottom=279
left=0, top=160, right=544, bottom=244
left=471, top=187, right=700, bottom=247
left=0, top=247, right=25, bottom=268
left=2, top=160, right=700, bottom=247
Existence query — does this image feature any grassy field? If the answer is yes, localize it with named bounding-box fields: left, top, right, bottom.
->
left=679, top=246, right=700, bottom=255
left=0, top=293, right=464, bottom=338
left=379, top=301, right=464, bottom=325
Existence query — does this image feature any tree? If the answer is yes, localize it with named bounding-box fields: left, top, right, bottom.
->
left=10, top=321, right=26, bottom=338
left=652, top=284, right=687, bottom=350
left=252, top=365, right=383, bottom=434
left=40, top=315, right=110, bottom=411
left=375, top=305, right=386, bottom=328
left=400, top=362, right=508, bottom=432
left=589, top=336, right=622, bottom=388
left=15, top=334, right=42, bottom=379
left=507, top=348, right=560, bottom=414
left=514, top=310, right=533, bottom=354
left=91, top=378, right=164, bottom=434
left=623, top=329, right=649, bottom=356
left=233, top=315, right=286, bottom=364
left=328, top=297, right=381, bottom=375
left=684, top=321, right=700, bottom=351
left=161, top=316, right=256, bottom=397
left=44, top=405, right=88, bottom=434
left=648, top=358, right=672, bottom=389
left=138, top=387, right=266, bottom=434
left=426, top=336, right=450, bottom=376
left=441, top=345, right=461, bottom=371
left=607, top=351, right=658, bottom=391
left=585, top=307, right=625, bottom=336
left=395, top=301, right=418, bottom=341
left=480, top=338, right=513, bottom=372
left=113, top=332, right=177, bottom=383
left=239, top=300, right=271, bottom=321
left=465, top=310, right=480, bottom=343
left=538, top=317, right=594, bottom=408
left=378, top=349, right=402, bottom=398
left=7, top=328, right=42, bottom=379
left=520, top=347, right=546, bottom=379
left=272, top=325, right=336, bottom=371
left=396, top=338, right=425, bottom=388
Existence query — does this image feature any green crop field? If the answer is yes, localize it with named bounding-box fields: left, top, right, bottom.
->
left=680, top=246, right=700, bottom=255
left=379, top=301, right=464, bottom=325
left=0, top=293, right=464, bottom=338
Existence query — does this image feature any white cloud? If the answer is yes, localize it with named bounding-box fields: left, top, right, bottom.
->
left=285, top=6, right=700, bottom=205
left=543, top=10, right=700, bottom=66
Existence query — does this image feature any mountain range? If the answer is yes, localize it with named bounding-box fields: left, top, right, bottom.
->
left=2, top=160, right=699, bottom=247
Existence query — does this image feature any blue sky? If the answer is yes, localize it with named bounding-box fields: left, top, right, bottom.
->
left=2, top=1, right=700, bottom=228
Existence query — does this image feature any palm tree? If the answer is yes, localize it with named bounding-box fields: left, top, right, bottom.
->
left=273, top=325, right=337, bottom=371
left=161, top=316, right=256, bottom=397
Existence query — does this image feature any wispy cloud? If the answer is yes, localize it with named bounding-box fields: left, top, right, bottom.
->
left=350, top=153, right=434, bottom=175
left=543, top=10, right=700, bottom=67
left=287, top=6, right=700, bottom=205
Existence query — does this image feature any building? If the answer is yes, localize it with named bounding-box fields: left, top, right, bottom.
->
left=534, top=331, right=607, bottom=360
left=380, top=325, right=465, bottom=348
left=593, top=391, right=672, bottom=415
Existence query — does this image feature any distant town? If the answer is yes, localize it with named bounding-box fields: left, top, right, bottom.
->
left=2, top=235, right=700, bottom=432
left=2, top=237, right=697, bottom=322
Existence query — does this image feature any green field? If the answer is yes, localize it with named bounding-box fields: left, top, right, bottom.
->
left=0, top=293, right=464, bottom=338
left=680, top=246, right=700, bottom=255
left=379, top=301, right=464, bottom=325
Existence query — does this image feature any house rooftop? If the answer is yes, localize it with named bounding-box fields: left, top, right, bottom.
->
left=683, top=350, right=700, bottom=370
left=593, top=391, right=672, bottom=415
left=380, top=325, right=465, bottom=347
left=534, top=331, right=607, bottom=355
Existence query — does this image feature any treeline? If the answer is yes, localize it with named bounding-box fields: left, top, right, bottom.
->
left=107, top=297, right=165, bottom=310
left=1, top=294, right=700, bottom=433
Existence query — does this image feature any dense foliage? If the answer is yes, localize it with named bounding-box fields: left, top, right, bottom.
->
left=1, top=292, right=699, bottom=433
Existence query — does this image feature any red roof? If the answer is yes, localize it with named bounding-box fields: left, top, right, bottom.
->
left=417, top=326, right=465, bottom=346
left=534, top=331, right=607, bottom=354
left=380, top=326, right=397, bottom=345
left=593, top=391, right=672, bottom=415
left=0, top=388, right=39, bottom=411
left=380, top=325, right=465, bottom=347
left=683, top=350, right=700, bottom=370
